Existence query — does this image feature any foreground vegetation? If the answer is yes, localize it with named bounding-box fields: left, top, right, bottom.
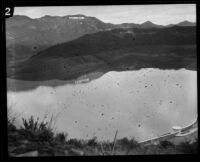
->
left=8, top=115, right=198, bottom=156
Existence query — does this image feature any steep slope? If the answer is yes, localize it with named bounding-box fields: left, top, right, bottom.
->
left=31, top=26, right=195, bottom=59
left=7, top=26, right=196, bottom=81
left=6, top=14, right=115, bottom=63
left=6, top=14, right=195, bottom=64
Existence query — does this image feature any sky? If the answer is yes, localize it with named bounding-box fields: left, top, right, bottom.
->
left=14, top=4, right=196, bottom=25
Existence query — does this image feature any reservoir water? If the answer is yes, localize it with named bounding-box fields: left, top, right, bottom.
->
left=7, top=68, right=197, bottom=142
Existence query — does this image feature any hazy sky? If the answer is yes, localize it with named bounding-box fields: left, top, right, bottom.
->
left=14, top=4, right=196, bottom=25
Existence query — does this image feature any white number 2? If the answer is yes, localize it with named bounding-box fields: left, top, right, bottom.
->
left=5, top=7, right=11, bottom=16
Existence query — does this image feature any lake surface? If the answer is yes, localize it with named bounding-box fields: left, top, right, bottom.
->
left=7, top=68, right=197, bottom=142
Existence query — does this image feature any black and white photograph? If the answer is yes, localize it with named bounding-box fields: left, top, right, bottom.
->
left=5, top=3, right=197, bottom=156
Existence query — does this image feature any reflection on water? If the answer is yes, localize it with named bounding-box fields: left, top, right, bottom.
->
left=7, top=68, right=197, bottom=142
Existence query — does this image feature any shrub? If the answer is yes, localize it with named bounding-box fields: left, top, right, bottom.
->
left=101, top=141, right=113, bottom=151
left=7, top=107, right=18, bottom=132
left=8, top=118, right=16, bottom=132
left=140, top=140, right=198, bottom=154
left=20, top=116, right=54, bottom=142
left=176, top=139, right=198, bottom=154
left=87, top=136, right=98, bottom=147
left=66, top=138, right=85, bottom=148
left=55, top=132, right=68, bottom=143
left=159, top=140, right=175, bottom=148
left=117, top=137, right=139, bottom=150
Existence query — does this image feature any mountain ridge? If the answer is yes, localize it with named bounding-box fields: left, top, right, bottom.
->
left=9, top=14, right=196, bottom=27
left=6, top=14, right=196, bottom=67
left=31, top=26, right=196, bottom=59
left=7, top=26, right=196, bottom=81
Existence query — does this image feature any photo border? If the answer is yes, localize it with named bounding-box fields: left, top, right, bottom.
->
left=1, top=0, right=199, bottom=160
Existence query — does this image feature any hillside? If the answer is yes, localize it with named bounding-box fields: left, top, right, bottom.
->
left=6, top=14, right=115, bottom=63
left=32, top=26, right=195, bottom=59
left=7, top=26, right=196, bottom=81
left=8, top=116, right=198, bottom=156
left=6, top=14, right=196, bottom=64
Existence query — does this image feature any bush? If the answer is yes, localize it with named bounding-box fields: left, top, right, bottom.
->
left=20, top=116, right=54, bottom=142
left=7, top=107, right=18, bottom=132
left=101, top=141, right=113, bottom=151
left=55, top=132, right=68, bottom=143
left=8, top=118, right=16, bottom=132
left=117, top=137, right=139, bottom=150
left=159, top=140, right=175, bottom=148
left=87, top=136, right=98, bottom=147
left=66, top=138, right=86, bottom=148
left=177, top=139, right=198, bottom=154
left=140, top=139, right=198, bottom=154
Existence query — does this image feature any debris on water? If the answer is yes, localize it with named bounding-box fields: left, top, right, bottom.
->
left=101, top=113, right=104, bottom=116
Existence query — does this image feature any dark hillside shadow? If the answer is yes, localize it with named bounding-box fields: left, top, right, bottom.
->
left=7, top=53, right=196, bottom=92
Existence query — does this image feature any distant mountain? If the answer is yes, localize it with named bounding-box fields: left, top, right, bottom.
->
left=176, top=20, right=196, bottom=26
left=110, top=21, right=165, bottom=29
left=6, top=14, right=196, bottom=64
left=118, top=23, right=140, bottom=28
left=140, top=21, right=164, bottom=28
left=167, top=21, right=196, bottom=27
left=117, top=20, right=196, bottom=29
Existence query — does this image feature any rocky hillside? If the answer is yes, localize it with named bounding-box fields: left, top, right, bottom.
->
left=6, top=14, right=195, bottom=63
left=32, top=26, right=195, bottom=59
left=6, top=14, right=115, bottom=62
left=7, top=26, right=196, bottom=81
